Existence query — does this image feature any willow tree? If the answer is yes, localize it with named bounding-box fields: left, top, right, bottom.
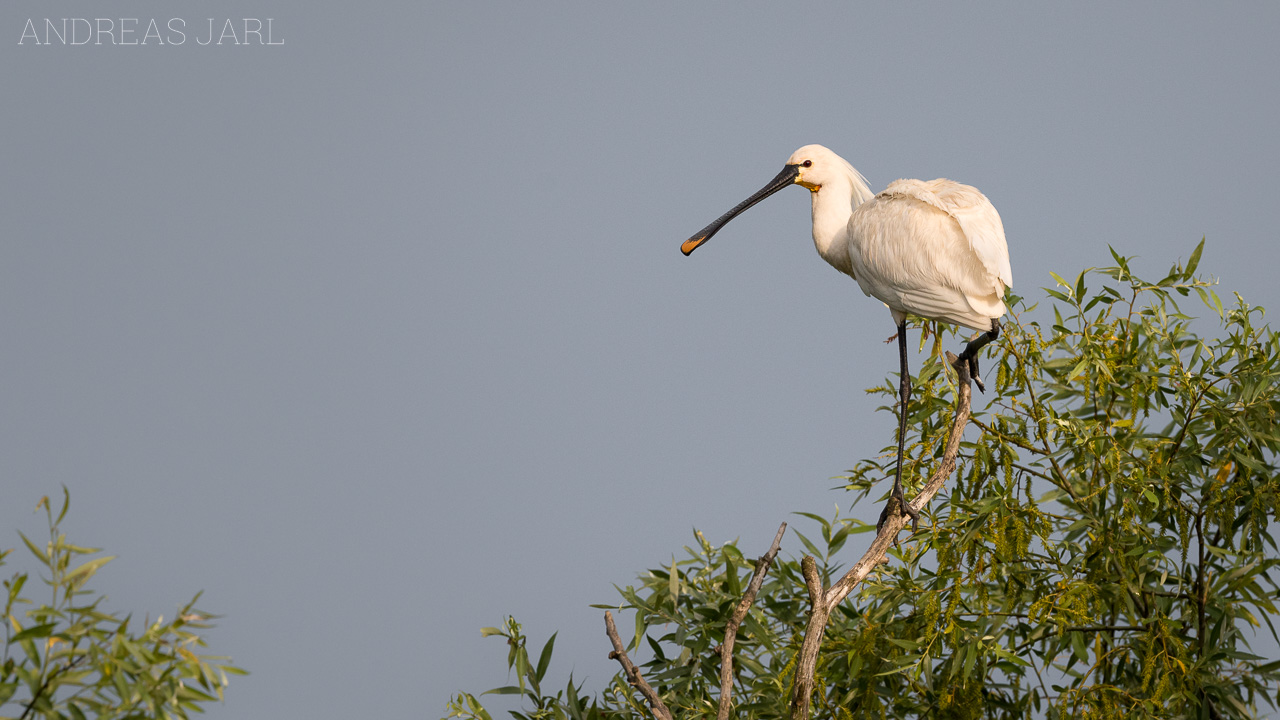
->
left=447, top=242, right=1280, bottom=720
left=2, top=491, right=244, bottom=719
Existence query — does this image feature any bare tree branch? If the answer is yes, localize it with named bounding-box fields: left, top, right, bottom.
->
left=801, top=557, right=823, bottom=610
left=789, top=353, right=975, bottom=720
left=791, top=557, right=830, bottom=717
left=716, top=522, right=788, bottom=720
left=604, top=610, right=673, bottom=720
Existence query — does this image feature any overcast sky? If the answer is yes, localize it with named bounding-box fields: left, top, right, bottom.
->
left=2, top=3, right=1278, bottom=718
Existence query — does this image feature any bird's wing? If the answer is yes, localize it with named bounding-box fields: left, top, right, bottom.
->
left=882, top=179, right=1013, bottom=289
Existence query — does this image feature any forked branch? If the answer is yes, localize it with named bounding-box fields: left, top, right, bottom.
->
left=602, top=354, right=975, bottom=720
left=716, top=522, right=788, bottom=720
left=789, top=352, right=975, bottom=720
left=604, top=611, right=673, bottom=720
left=605, top=522, right=788, bottom=720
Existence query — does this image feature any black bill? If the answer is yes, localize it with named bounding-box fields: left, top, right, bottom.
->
left=680, top=164, right=801, bottom=256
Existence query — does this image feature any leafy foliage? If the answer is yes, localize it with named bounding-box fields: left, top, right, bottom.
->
left=2, top=490, right=244, bottom=720
left=446, top=242, right=1280, bottom=719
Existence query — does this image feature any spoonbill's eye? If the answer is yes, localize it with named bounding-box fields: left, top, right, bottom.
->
left=802, top=160, right=813, bottom=168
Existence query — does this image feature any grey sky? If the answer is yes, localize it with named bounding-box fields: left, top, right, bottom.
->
left=2, top=3, right=1278, bottom=718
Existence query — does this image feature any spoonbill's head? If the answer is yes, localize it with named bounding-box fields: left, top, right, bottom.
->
left=785, top=144, right=854, bottom=194
left=680, top=144, right=843, bottom=256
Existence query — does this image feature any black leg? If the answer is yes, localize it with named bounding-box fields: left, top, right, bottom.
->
left=878, top=322, right=920, bottom=535
left=958, top=319, right=1002, bottom=393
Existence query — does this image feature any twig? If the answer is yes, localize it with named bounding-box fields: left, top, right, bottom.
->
left=604, top=611, right=673, bottom=720
left=19, top=656, right=87, bottom=720
left=969, top=417, right=1047, bottom=456
left=789, top=352, right=975, bottom=720
left=715, top=522, right=787, bottom=720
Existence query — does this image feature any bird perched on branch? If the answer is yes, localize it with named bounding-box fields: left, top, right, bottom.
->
left=681, top=144, right=1012, bottom=534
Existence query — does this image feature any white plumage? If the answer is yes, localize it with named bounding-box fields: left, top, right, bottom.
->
left=790, top=145, right=1012, bottom=332
left=681, top=143, right=1013, bottom=535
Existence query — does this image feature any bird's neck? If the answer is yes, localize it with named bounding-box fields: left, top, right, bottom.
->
left=809, top=174, right=872, bottom=272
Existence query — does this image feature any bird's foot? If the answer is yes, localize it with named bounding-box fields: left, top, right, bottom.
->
left=954, top=349, right=985, bottom=392
left=876, top=482, right=920, bottom=546
left=957, top=321, right=1001, bottom=393
left=969, top=355, right=985, bottom=393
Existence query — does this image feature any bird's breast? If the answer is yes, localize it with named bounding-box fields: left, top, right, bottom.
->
left=844, top=195, right=1004, bottom=331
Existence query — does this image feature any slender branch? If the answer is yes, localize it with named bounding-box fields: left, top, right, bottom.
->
left=788, top=353, right=975, bottom=720
left=1005, top=344, right=1084, bottom=506
left=1195, top=508, right=1207, bottom=660
left=715, top=522, right=787, bottom=720
left=969, top=417, right=1047, bottom=456
left=1013, top=625, right=1147, bottom=655
left=1008, top=461, right=1069, bottom=489
left=19, top=656, right=87, bottom=720
left=604, top=611, right=672, bottom=720
left=1029, top=651, right=1053, bottom=708
left=827, top=352, right=973, bottom=609
left=1162, top=368, right=1226, bottom=467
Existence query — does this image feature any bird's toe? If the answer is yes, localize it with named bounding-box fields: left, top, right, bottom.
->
left=968, top=356, right=986, bottom=393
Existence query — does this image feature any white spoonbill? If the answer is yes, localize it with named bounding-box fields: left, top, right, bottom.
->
left=681, top=144, right=1012, bottom=534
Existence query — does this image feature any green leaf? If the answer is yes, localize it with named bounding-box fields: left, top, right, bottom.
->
left=565, top=676, right=586, bottom=720
left=1070, top=631, right=1089, bottom=665
left=792, top=511, right=829, bottom=527
left=56, top=486, right=71, bottom=526
left=1037, top=489, right=1067, bottom=504
left=724, top=552, right=740, bottom=597
left=9, top=622, right=57, bottom=642
left=535, top=632, right=556, bottom=683
left=1185, top=238, right=1204, bottom=278
left=1107, top=245, right=1127, bottom=270
left=962, top=642, right=980, bottom=677
left=793, top=530, right=824, bottom=560
left=1049, top=271, right=1071, bottom=293
left=632, top=610, right=646, bottom=652
left=18, top=532, right=48, bottom=565
left=5, top=573, right=27, bottom=604
left=1066, top=359, right=1090, bottom=382
left=513, top=646, right=529, bottom=693
left=463, top=693, right=494, bottom=720
left=64, top=556, right=115, bottom=587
